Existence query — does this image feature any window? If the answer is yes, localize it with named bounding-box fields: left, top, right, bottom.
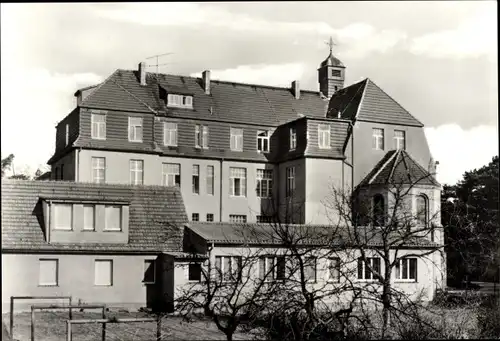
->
left=416, top=195, right=428, bottom=226
left=206, top=213, right=214, bottom=222
left=92, top=157, right=106, bottom=184
left=331, top=69, right=341, bottom=77
left=372, top=194, right=385, bottom=227
left=195, top=125, right=209, bottom=148
left=164, top=122, right=177, bottom=146
left=372, top=128, right=384, bottom=150
left=257, top=215, right=272, bottom=223
left=357, top=257, right=381, bottom=281
left=94, top=260, right=113, bottom=286
left=192, top=213, right=199, bottom=221
left=395, top=258, right=417, bottom=281
left=256, top=169, right=273, bottom=198
left=104, top=205, right=122, bottom=231
left=318, top=124, right=331, bottom=149
left=65, top=124, right=69, bottom=146
left=128, top=117, right=143, bottom=142
left=130, top=160, right=144, bottom=185
left=192, top=165, right=200, bottom=194
left=167, top=94, right=193, bottom=108
left=257, top=130, right=270, bottom=153
left=394, top=130, right=406, bottom=150
left=54, top=204, right=73, bottom=230
left=289, top=127, right=297, bottom=150
left=91, top=113, right=106, bottom=140
left=143, top=260, right=156, bottom=284
left=259, top=256, right=286, bottom=281
left=206, top=165, right=214, bottom=195
left=229, top=167, right=246, bottom=197
left=286, top=167, right=296, bottom=197
left=230, top=128, right=243, bottom=151
left=229, top=215, right=247, bottom=223
left=83, top=205, right=95, bottom=231
left=328, top=258, right=340, bottom=282
left=215, top=256, right=242, bottom=282
left=39, top=259, right=58, bottom=286
left=305, top=257, right=317, bottom=282
left=162, top=163, right=180, bottom=187
left=188, top=263, right=202, bottom=282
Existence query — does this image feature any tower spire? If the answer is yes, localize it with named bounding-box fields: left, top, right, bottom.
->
left=326, top=36, right=336, bottom=54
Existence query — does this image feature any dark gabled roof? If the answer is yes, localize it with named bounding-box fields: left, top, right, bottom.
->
left=187, top=222, right=439, bottom=248
left=1, top=180, right=188, bottom=253
left=327, top=78, right=424, bottom=127
left=77, top=70, right=329, bottom=126
left=358, top=149, right=440, bottom=187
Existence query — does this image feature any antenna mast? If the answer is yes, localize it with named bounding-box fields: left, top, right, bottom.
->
left=145, top=52, right=175, bottom=80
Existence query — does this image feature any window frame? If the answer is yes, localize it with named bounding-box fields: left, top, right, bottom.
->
left=256, top=169, right=273, bottom=198
left=91, top=113, right=106, bottom=140
left=192, top=213, right=199, bottom=222
left=188, top=262, right=202, bottom=282
left=91, top=157, right=106, bottom=184
left=327, top=257, right=341, bottom=283
left=257, top=130, right=270, bottom=153
left=318, top=124, right=331, bottom=149
left=163, top=122, right=178, bottom=147
left=143, top=259, right=156, bottom=285
left=229, top=215, right=247, bottom=223
left=229, top=167, right=247, bottom=197
left=416, top=194, right=428, bottom=227
left=357, top=257, right=381, bottom=281
left=286, top=166, right=296, bottom=197
left=192, top=164, right=200, bottom=194
left=195, top=124, right=209, bottom=149
left=162, top=163, right=181, bottom=187
left=104, top=205, right=122, bottom=232
left=395, top=257, right=418, bottom=282
left=215, top=256, right=242, bottom=282
left=54, top=204, right=73, bottom=231
left=372, top=128, right=384, bottom=150
left=128, top=117, right=143, bottom=142
left=83, top=204, right=96, bottom=231
left=167, top=94, right=193, bottom=109
left=38, top=259, right=59, bottom=287
left=206, top=213, right=214, bottom=222
left=206, top=165, right=214, bottom=195
left=304, top=256, right=318, bottom=283
left=129, top=159, right=144, bottom=185
left=394, top=130, right=406, bottom=150
left=289, top=127, right=297, bottom=151
left=94, top=259, right=113, bottom=286
left=230, top=127, right=244, bottom=152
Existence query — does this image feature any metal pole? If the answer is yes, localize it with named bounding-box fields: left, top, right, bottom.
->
left=156, top=315, right=162, bottom=341
left=67, top=320, right=72, bottom=341
left=69, top=296, right=73, bottom=320
left=10, top=297, right=14, bottom=338
left=31, top=306, right=35, bottom=341
left=102, top=307, right=106, bottom=341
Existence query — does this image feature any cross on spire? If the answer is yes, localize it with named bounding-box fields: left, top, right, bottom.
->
left=326, top=36, right=336, bottom=53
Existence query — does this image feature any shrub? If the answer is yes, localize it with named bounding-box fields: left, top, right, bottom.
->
left=477, top=306, right=500, bottom=339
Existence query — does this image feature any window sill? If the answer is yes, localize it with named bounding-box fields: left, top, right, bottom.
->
left=38, top=284, right=59, bottom=287
left=91, top=137, right=107, bottom=141
left=327, top=280, right=340, bottom=283
left=54, top=229, right=73, bottom=232
left=82, top=230, right=96, bottom=232
left=356, top=279, right=379, bottom=283
left=229, top=195, right=247, bottom=198
left=103, top=229, right=123, bottom=232
left=94, top=285, right=113, bottom=287
left=164, top=144, right=178, bottom=148
left=394, top=280, right=417, bottom=283
left=128, top=140, right=143, bottom=143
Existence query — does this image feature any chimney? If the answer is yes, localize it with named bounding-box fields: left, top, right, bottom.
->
left=138, top=62, right=146, bottom=86
left=202, top=70, right=211, bottom=95
left=292, top=80, right=300, bottom=99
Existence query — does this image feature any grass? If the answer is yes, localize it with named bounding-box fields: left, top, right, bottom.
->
left=4, top=310, right=250, bottom=341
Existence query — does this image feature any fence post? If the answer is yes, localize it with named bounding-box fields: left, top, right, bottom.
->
left=69, top=296, right=73, bottom=320
left=31, top=306, right=35, bottom=341
left=66, top=320, right=72, bottom=341
left=156, top=315, right=162, bottom=341
left=9, top=297, right=14, bottom=338
left=102, top=307, right=106, bottom=341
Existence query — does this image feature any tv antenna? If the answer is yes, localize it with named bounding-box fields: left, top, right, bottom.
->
left=146, top=52, right=175, bottom=78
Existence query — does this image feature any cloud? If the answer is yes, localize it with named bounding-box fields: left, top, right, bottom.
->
left=409, top=2, right=497, bottom=61
left=93, top=3, right=407, bottom=58
left=191, top=63, right=306, bottom=87
left=425, top=124, right=498, bottom=186
left=1, top=67, right=102, bottom=175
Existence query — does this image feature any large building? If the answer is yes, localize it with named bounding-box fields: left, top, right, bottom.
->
left=47, top=48, right=438, bottom=226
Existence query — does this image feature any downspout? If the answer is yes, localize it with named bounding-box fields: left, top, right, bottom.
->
left=75, top=148, right=81, bottom=182
left=220, top=158, right=224, bottom=222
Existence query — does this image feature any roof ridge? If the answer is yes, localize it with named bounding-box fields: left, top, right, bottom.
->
left=401, top=150, right=440, bottom=186
left=368, top=150, right=398, bottom=185
left=365, top=78, right=424, bottom=127
left=388, top=149, right=403, bottom=184
left=353, top=79, right=369, bottom=121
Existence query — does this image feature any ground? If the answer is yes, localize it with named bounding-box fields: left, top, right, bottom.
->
left=4, top=310, right=252, bottom=341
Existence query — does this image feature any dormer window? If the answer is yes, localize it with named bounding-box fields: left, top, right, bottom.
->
left=167, top=94, right=193, bottom=108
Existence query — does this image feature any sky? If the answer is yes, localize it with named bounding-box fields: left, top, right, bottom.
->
left=1, top=1, right=498, bottom=185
